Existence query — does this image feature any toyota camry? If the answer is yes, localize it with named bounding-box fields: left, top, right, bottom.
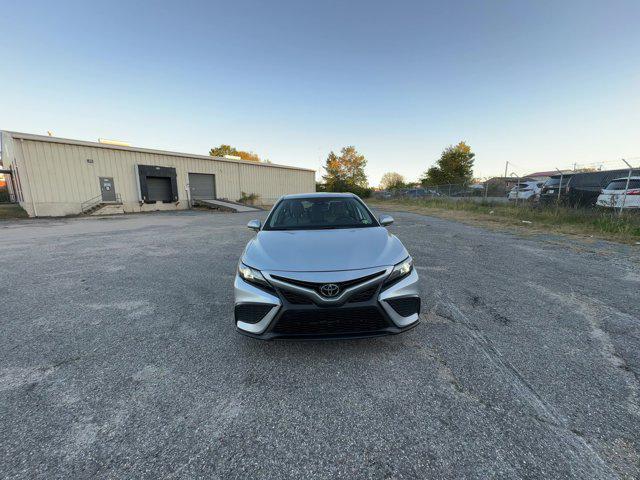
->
left=234, top=193, right=420, bottom=339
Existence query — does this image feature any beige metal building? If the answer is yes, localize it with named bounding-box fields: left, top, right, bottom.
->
left=0, top=131, right=315, bottom=217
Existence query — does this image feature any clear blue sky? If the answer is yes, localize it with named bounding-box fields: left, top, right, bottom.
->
left=1, top=0, right=638, bottom=184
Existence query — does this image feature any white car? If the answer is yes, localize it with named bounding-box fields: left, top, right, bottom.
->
left=596, top=177, right=640, bottom=209
left=508, top=181, right=543, bottom=202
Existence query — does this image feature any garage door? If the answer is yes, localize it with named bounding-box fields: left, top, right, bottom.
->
left=189, top=173, right=216, bottom=199
left=147, top=176, right=172, bottom=202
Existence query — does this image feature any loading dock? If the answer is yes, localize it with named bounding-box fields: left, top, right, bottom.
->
left=137, top=165, right=179, bottom=204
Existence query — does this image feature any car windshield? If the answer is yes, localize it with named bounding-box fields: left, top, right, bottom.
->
left=544, top=176, right=571, bottom=187
left=264, top=197, right=378, bottom=230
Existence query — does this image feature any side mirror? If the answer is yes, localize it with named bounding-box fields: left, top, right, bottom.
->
left=379, top=214, right=394, bottom=226
left=247, top=219, right=261, bottom=231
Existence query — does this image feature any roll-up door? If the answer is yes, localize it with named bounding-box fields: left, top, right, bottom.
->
left=147, top=176, right=172, bottom=202
left=189, top=173, right=216, bottom=199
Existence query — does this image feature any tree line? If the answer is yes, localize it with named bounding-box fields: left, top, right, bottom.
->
left=318, top=141, right=475, bottom=195
left=210, top=141, right=475, bottom=196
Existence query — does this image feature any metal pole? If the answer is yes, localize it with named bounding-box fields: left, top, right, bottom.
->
left=619, top=159, right=633, bottom=215
left=504, top=161, right=508, bottom=196
left=511, top=172, right=519, bottom=206
left=185, top=183, right=192, bottom=209
left=555, top=168, right=563, bottom=204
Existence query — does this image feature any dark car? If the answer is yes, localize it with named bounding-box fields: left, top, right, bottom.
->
left=565, top=169, right=640, bottom=207
left=404, top=188, right=428, bottom=198
left=539, top=174, right=573, bottom=205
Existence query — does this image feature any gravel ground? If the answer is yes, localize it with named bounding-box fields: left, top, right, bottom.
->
left=1, top=209, right=639, bottom=479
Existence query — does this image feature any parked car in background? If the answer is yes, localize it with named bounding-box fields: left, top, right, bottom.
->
left=450, top=189, right=473, bottom=197
left=565, top=169, right=640, bottom=207
left=507, top=181, right=542, bottom=202
left=404, top=188, right=428, bottom=199
left=596, top=177, right=640, bottom=209
left=539, top=174, right=573, bottom=205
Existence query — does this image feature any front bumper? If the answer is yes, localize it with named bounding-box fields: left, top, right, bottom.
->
left=233, top=268, right=421, bottom=340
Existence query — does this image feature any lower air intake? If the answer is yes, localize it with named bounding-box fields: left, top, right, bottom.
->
left=386, top=297, right=420, bottom=317
left=235, top=304, right=275, bottom=324
left=272, top=307, right=389, bottom=336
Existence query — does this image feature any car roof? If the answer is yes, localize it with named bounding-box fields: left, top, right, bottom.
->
left=608, top=176, right=640, bottom=181
left=280, top=192, right=357, bottom=200
left=569, top=169, right=640, bottom=186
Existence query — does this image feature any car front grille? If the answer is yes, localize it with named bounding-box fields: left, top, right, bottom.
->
left=280, top=284, right=379, bottom=305
left=386, top=297, right=420, bottom=317
left=347, top=285, right=378, bottom=303
left=271, top=307, right=389, bottom=336
left=279, top=289, right=314, bottom=305
left=271, top=270, right=387, bottom=306
left=270, top=270, right=386, bottom=298
left=235, top=304, right=275, bottom=324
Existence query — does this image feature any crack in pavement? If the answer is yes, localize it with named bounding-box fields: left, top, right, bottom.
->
left=528, top=282, right=640, bottom=418
left=431, top=294, right=619, bottom=479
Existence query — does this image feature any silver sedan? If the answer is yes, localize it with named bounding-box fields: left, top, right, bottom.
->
left=234, top=193, right=421, bottom=339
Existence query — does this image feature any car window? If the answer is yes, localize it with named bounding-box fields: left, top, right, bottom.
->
left=604, top=179, right=640, bottom=190
left=544, top=178, right=560, bottom=187
left=264, top=197, right=377, bottom=230
left=545, top=176, right=572, bottom=187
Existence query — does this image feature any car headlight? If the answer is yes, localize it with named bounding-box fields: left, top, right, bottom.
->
left=238, top=263, right=271, bottom=289
left=384, top=257, right=413, bottom=287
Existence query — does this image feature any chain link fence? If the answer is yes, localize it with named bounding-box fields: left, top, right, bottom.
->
left=372, top=182, right=511, bottom=204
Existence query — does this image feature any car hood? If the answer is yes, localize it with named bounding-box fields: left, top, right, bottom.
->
left=242, top=227, right=408, bottom=272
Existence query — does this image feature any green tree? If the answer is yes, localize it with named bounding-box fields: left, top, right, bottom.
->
left=322, top=146, right=371, bottom=196
left=209, top=144, right=261, bottom=163
left=379, top=172, right=406, bottom=190
left=421, top=142, right=475, bottom=186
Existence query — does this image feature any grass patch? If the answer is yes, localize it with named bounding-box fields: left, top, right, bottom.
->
left=369, top=198, right=640, bottom=244
left=0, top=204, right=29, bottom=219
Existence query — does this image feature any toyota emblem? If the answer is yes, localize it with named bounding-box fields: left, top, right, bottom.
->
left=320, top=283, right=340, bottom=297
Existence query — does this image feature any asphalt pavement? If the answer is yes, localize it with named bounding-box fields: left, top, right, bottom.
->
left=1, top=209, right=639, bottom=479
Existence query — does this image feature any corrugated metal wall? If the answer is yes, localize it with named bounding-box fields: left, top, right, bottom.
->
left=4, top=134, right=315, bottom=216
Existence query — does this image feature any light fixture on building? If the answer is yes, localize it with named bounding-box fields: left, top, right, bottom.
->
left=98, top=138, right=131, bottom=147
